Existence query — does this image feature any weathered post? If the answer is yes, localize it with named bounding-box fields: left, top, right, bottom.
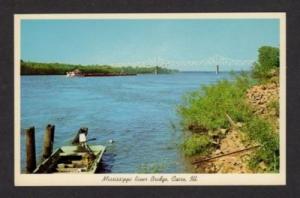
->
left=26, top=127, right=36, bottom=173
left=42, top=124, right=55, bottom=159
left=72, top=127, right=88, bottom=145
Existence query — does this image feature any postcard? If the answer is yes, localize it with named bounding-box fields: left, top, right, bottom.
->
left=14, top=13, right=286, bottom=186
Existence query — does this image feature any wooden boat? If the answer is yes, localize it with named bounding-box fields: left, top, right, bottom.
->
left=33, top=145, right=105, bottom=174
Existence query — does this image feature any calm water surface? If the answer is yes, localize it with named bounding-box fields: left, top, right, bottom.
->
left=21, top=72, right=231, bottom=173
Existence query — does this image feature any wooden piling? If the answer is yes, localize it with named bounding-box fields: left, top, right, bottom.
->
left=72, top=127, right=88, bottom=145
left=26, top=127, right=36, bottom=173
left=42, top=124, right=55, bottom=159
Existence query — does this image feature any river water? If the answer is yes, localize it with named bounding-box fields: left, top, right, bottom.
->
left=21, top=72, right=231, bottom=173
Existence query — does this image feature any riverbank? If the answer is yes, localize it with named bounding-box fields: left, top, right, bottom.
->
left=21, top=60, right=178, bottom=75
left=191, top=81, right=279, bottom=173
left=178, top=46, right=280, bottom=173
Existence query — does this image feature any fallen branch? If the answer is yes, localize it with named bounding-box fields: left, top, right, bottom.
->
left=225, top=113, right=236, bottom=127
left=192, top=145, right=260, bottom=165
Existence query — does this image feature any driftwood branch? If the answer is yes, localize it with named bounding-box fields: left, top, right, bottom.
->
left=225, top=113, right=236, bottom=127
left=192, top=145, right=260, bottom=165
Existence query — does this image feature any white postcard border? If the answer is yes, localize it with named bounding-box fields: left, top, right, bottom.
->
left=14, top=13, right=286, bottom=186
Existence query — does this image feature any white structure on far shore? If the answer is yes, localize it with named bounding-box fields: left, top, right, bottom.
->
left=66, top=69, right=82, bottom=77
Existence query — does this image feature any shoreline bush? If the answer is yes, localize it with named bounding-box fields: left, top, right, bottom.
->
left=178, top=73, right=254, bottom=132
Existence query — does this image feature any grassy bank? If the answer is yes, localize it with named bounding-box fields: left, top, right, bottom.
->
left=21, top=60, right=178, bottom=75
left=178, top=46, right=280, bottom=172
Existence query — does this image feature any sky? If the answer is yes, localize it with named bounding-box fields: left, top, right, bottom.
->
left=21, top=19, right=279, bottom=71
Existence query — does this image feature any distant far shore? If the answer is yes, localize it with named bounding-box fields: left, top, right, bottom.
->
left=20, top=60, right=178, bottom=76
left=21, top=73, right=138, bottom=77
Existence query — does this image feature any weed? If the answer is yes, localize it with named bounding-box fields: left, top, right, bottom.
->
left=242, top=117, right=279, bottom=172
left=268, top=100, right=280, bottom=117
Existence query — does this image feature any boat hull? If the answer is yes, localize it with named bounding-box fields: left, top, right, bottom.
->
left=33, top=145, right=105, bottom=174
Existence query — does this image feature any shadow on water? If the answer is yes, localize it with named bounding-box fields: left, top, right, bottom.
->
left=96, top=152, right=116, bottom=173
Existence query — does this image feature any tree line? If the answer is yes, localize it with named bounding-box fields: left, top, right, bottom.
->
left=21, top=60, right=178, bottom=75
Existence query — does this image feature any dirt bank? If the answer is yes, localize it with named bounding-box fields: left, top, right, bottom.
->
left=246, top=82, right=280, bottom=132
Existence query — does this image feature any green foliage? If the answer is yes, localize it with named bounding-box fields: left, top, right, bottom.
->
left=242, top=117, right=279, bottom=172
left=20, top=60, right=178, bottom=75
left=21, top=61, right=74, bottom=75
left=178, top=73, right=254, bottom=132
left=252, top=46, right=279, bottom=81
left=258, top=46, right=279, bottom=69
left=268, top=100, right=280, bottom=117
left=182, top=134, right=213, bottom=156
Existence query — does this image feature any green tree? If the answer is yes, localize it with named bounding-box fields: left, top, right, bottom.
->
left=252, top=46, right=279, bottom=80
